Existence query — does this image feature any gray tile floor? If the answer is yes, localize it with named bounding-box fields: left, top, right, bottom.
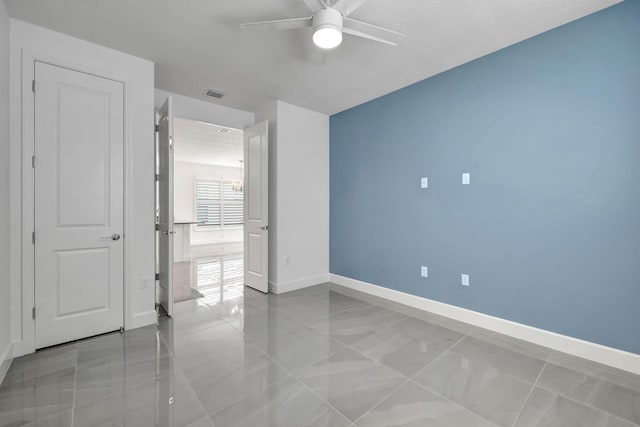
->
left=1, top=282, right=640, bottom=426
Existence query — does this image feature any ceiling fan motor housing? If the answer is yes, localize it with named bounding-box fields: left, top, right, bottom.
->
left=312, top=7, right=344, bottom=48
left=313, top=7, right=344, bottom=32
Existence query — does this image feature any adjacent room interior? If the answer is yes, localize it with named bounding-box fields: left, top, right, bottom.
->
left=160, top=117, right=245, bottom=313
left=0, top=0, right=639, bottom=426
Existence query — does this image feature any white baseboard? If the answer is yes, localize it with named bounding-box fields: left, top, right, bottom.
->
left=270, top=274, right=330, bottom=294
left=128, top=310, right=158, bottom=330
left=330, top=274, right=640, bottom=376
left=10, top=340, right=28, bottom=359
left=9, top=310, right=158, bottom=361
left=0, top=342, right=14, bottom=385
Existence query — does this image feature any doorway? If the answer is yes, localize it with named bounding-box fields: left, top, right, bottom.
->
left=156, top=116, right=247, bottom=314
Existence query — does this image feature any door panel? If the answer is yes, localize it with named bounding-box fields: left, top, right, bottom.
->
left=247, top=134, right=263, bottom=220
left=56, top=248, right=110, bottom=316
left=34, top=61, right=124, bottom=349
left=243, top=121, right=269, bottom=293
left=56, top=85, right=110, bottom=226
left=247, top=233, right=262, bottom=274
left=157, top=97, right=174, bottom=316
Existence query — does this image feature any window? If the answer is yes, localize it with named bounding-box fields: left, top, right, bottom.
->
left=195, top=179, right=243, bottom=229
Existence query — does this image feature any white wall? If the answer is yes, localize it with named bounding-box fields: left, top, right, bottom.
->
left=174, top=161, right=243, bottom=245
left=0, top=1, right=12, bottom=381
left=258, top=101, right=330, bottom=293
left=155, top=89, right=254, bottom=130
left=9, top=20, right=156, bottom=356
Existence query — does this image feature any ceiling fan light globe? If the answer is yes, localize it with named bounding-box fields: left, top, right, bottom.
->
left=313, top=26, right=342, bottom=49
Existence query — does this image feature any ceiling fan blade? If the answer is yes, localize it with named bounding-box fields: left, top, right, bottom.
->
left=332, top=0, right=367, bottom=16
left=240, top=17, right=313, bottom=32
left=343, top=17, right=405, bottom=43
left=302, top=0, right=327, bottom=12
left=342, top=27, right=397, bottom=46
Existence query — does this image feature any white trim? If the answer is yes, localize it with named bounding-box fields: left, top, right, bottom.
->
left=269, top=274, right=330, bottom=294
left=0, top=342, right=13, bottom=385
left=330, top=273, right=640, bottom=376
left=129, top=310, right=158, bottom=330
left=20, top=54, right=130, bottom=353
left=10, top=20, right=156, bottom=357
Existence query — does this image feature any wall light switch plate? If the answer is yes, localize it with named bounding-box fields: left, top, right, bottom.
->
left=462, top=173, right=470, bottom=185
left=421, top=266, right=429, bottom=278
left=461, top=274, right=470, bottom=286
left=421, top=177, right=429, bottom=189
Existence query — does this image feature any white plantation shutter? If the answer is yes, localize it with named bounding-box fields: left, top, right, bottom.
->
left=196, top=180, right=221, bottom=227
left=195, top=178, right=243, bottom=228
left=223, top=180, right=244, bottom=226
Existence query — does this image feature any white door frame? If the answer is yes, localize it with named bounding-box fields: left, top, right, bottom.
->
left=16, top=50, right=136, bottom=356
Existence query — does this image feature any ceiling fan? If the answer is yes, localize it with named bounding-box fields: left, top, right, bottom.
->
left=240, top=0, right=405, bottom=50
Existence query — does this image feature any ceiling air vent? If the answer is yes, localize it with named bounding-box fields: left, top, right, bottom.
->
left=206, top=88, right=226, bottom=99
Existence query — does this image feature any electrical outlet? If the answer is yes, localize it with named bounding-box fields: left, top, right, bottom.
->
left=421, top=266, right=429, bottom=278
left=421, top=177, right=429, bottom=189
left=462, top=173, right=471, bottom=185
left=461, top=274, right=470, bottom=287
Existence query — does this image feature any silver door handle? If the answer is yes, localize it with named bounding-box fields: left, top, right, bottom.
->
left=101, top=233, right=121, bottom=241
left=260, top=225, right=269, bottom=231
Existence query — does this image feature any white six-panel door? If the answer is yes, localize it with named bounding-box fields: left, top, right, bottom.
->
left=34, top=61, right=125, bottom=348
left=244, top=121, right=269, bottom=293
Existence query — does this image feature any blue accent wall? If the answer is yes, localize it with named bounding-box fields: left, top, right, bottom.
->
left=330, top=1, right=640, bottom=354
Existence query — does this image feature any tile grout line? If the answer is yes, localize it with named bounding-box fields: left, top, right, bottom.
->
left=510, top=357, right=549, bottom=427
left=407, top=327, right=541, bottom=427
left=533, top=381, right=640, bottom=427
left=338, top=310, right=480, bottom=423
left=255, top=304, right=416, bottom=426
left=407, top=378, right=501, bottom=427
left=70, top=342, right=79, bottom=427
left=261, top=347, right=353, bottom=426
left=156, top=333, right=214, bottom=425
left=187, top=287, right=362, bottom=422
left=517, top=346, right=640, bottom=426
left=351, top=378, right=412, bottom=425
left=71, top=331, right=190, bottom=416
left=342, top=328, right=476, bottom=425
left=189, top=344, right=295, bottom=422
left=155, top=318, right=262, bottom=424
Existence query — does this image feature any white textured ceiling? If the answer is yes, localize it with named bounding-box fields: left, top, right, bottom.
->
left=4, top=0, right=621, bottom=115
left=174, top=118, right=243, bottom=168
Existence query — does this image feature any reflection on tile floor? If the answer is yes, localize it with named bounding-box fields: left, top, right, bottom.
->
left=2, top=282, right=640, bottom=426
left=173, top=253, right=244, bottom=305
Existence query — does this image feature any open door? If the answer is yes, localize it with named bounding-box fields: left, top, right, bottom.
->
left=157, top=97, right=174, bottom=315
left=244, top=121, right=269, bottom=293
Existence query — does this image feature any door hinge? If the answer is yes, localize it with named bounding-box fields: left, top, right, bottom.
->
left=32, top=231, right=35, bottom=244
left=32, top=80, right=35, bottom=93
left=32, top=155, right=36, bottom=168
left=32, top=307, right=36, bottom=319
left=155, top=124, right=159, bottom=133
left=155, top=173, right=159, bottom=182
left=155, top=273, right=160, bottom=281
